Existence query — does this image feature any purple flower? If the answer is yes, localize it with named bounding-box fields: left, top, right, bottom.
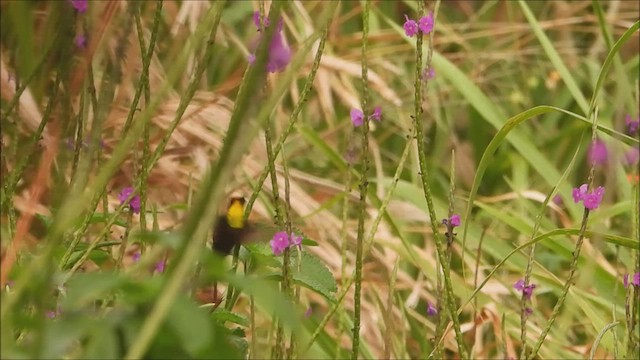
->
left=514, top=279, right=536, bottom=300
left=588, top=139, right=608, bottom=166
left=403, top=15, right=418, bottom=37
left=422, top=67, right=435, bottom=80
left=449, top=214, right=461, bottom=227
left=524, top=307, right=533, bottom=316
left=46, top=310, right=57, bottom=319
left=75, top=34, right=86, bottom=49
left=418, top=12, right=434, bottom=34
left=625, top=115, right=639, bottom=135
left=290, top=233, right=302, bottom=248
left=270, top=231, right=290, bottom=256
left=351, top=109, right=365, bottom=127
left=132, top=252, right=141, bottom=262
left=370, top=106, right=382, bottom=122
left=623, top=148, right=639, bottom=166
left=442, top=214, right=461, bottom=228
left=155, top=260, right=165, bottom=273
left=572, top=184, right=588, bottom=203
left=70, top=0, right=87, bottom=13
left=426, top=301, right=438, bottom=316
left=552, top=194, right=563, bottom=205
left=249, top=12, right=291, bottom=73
left=624, top=272, right=640, bottom=288
left=572, top=184, right=604, bottom=210
left=118, top=187, right=141, bottom=214
left=270, top=231, right=303, bottom=255
left=265, top=27, right=291, bottom=73
left=253, top=11, right=270, bottom=28
left=582, top=186, right=604, bottom=210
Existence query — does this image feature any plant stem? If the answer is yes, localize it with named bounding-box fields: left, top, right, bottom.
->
left=351, top=0, right=371, bottom=358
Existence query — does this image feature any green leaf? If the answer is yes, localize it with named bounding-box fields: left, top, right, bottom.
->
left=63, top=272, right=126, bottom=308
left=291, top=251, right=337, bottom=302
left=84, top=322, right=119, bottom=359
left=165, top=296, right=213, bottom=357
left=518, top=0, right=590, bottom=114
left=211, top=309, right=250, bottom=327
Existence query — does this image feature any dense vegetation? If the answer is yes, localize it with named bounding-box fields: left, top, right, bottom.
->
left=1, top=1, right=638, bottom=359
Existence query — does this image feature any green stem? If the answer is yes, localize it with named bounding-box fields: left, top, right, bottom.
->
left=412, top=1, right=467, bottom=358
left=351, top=1, right=371, bottom=358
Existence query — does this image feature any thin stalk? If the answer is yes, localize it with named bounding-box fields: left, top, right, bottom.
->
left=527, top=110, right=601, bottom=360
left=303, top=111, right=415, bottom=357
left=413, top=1, right=467, bottom=358
left=133, top=0, right=162, bottom=237
left=351, top=0, right=371, bottom=358
left=123, top=0, right=162, bottom=135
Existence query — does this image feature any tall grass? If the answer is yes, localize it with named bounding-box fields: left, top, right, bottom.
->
left=1, top=1, right=638, bottom=359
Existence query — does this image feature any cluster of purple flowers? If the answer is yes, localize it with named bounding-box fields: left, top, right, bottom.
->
left=572, top=184, right=605, bottom=210
left=248, top=11, right=291, bottom=73
left=514, top=278, right=536, bottom=315
left=442, top=214, right=461, bottom=228
left=270, top=231, right=302, bottom=256
left=350, top=106, right=382, bottom=127
left=624, top=272, right=640, bottom=288
left=69, top=0, right=87, bottom=13
left=118, top=187, right=141, bottom=214
left=69, top=1, right=87, bottom=48
left=403, top=13, right=434, bottom=37
left=625, top=115, right=639, bottom=135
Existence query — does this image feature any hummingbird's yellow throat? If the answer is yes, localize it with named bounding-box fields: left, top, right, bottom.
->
left=226, top=198, right=245, bottom=229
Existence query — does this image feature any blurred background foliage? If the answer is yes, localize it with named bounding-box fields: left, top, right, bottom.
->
left=0, top=0, right=638, bottom=359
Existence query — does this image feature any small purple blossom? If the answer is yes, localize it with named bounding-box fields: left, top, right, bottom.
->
left=155, top=260, right=165, bottom=273
left=118, top=187, right=141, bottom=214
left=514, top=279, right=536, bottom=300
left=624, top=272, right=640, bottom=288
left=351, top=109, right=365, bottom=127
left=625, top=115, right=639, bottom=135
left=572, top=184, right=604, bottom=210
left=442, top=214, right=461, bottom=228
left=46, top=311, right=57, bottom=319
left=248, top=11, right=291, bottom=73
left=290, top=233, right=302, bottom=248
left=422, top=67, right=435, bottom=80
left=572, top=184, right=588, bottom=203
left=418, top=13, right=434, bottom=34
left=623, top=148, right=639, bottom=166
left=132, top=252, right=141, bottom=262
left=75, top=34, right=86, bottom=49
left=449, top=214, right=461, bottom=227
left=270, top=231, right=303, bottom=256
left=552, top=194, right=563, bottom=206
left=582, top=186, right=605, bottom=210
left=253, top=11, right=270, bottom=28
left=426, top=302, right=438, bottom=316
left=270, top=231, right=290, bottom=256
left=70, top=0, right=87, bottom=13
left=588, top=139, right=608, bottom=166
left=370, top=106, right=382, bottom=122
left=524, top=307, right=533, bottom=316
left=403, top=15, right=419, bottom=37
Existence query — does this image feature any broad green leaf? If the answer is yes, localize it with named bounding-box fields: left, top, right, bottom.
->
left=292, top=251, right=338, bottom=302
left=63, top=272, right=125, bottom=308
left=166, top=296, right=212, bottom=357
left=211, top=309, right=249, bottom=327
